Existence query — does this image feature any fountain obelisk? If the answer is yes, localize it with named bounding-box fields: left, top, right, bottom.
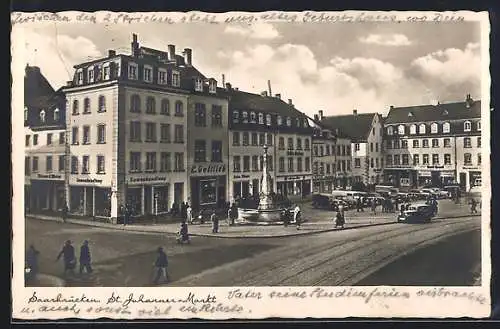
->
left=258, top=145, right=274, bottom=210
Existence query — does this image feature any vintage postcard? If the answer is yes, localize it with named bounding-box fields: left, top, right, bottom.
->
left=11, top=10, right=491, bottom=320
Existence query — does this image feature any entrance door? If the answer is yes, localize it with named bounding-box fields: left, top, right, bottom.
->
left=459, top=172, right=467, bottom=190
left=431, top=171, right=440, bottom=187
left=174, top=183, right=184, bottom=205
left=242, top=181, right=250, bottom=198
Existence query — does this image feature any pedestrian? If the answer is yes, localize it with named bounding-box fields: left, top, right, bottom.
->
left=153, top=247, right=170, bottom=284
left=211, top=211, right=219, bottom=233
left=79, top=240, right=93, bottom=274
left=61, top=204, right=68, bottom=223
left=56, top=240, right=76, bottom=275
left=335, top=211, right=345, bottom=229
left=470, top=199, right=478, bottom=214
left=186, top=205, right=193, bottom=224
left=371, top=199, right=376, bottom=214
left=25, top=244, right=40, bottom=282
left=294, top=204, right=301, bottom=230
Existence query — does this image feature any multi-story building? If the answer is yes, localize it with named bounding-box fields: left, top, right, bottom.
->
left=62, top=33, right=221, bottom=221
left=227, top=89, right=313, bottom=202
left=383, top=95, right=481, bottom=191
left=319, top=110, right=383, bottom=186
left=24, top=65, right=66, bottom=213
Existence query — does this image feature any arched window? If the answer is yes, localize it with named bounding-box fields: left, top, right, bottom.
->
left=464, top=120, right=472, bottom=132
left=39, top=109, right=46, bottom=123
left=175, top=101, right=183, bottom=116
left=398, top=124, right=405, bottom=135
left=387, top=126, right=393, bottom=135
left=98, top=95, right=106, bottom=112
left=83, top=98, right=91, bottom=113
left=242, top=111, right=248, bottom=123
left=161, top=99, right=170, bottom=115
left=304, top=138, right=310, bottom=150
left=286, top=117, right=292, bottom=127
left=304, top=118, right=309, bottom=127
left=266, top=114, right=272, bottom=126
left=258, top=113, right=264, bottom=124
left=130, top=94, right=141, bottom=113
left=146, top=96, right=156, bottom=114
left=277, top=115, right=283, bottom=125
left=477, top=121, right=481, bottom=131
left=250, top=111, right=256, bottom=123
left=232, top=110, right=239, bottom=123
left=431, top=122, right=438, bottom=134
left=419, top=124, right=426, bottom=134
left=410, top=124, right=417, bottom=135
left=443, top=122, right=450, bottom=133
left=72, top=100, right=79, bottom=115
left=54, top=108, right=60, bottom=121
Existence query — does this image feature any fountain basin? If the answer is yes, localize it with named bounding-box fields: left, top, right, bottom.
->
left=236, top=208, right=284, bottom=224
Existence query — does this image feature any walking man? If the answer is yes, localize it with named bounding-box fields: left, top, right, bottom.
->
left=61, top=204, right=68, bottom=223
left=371, top=199, right=377, bottom=214
left=56, top=240, right=76, bottom=276
left=153, top=247, right=170, bottom=284
left=294, top=204, right=302, bottom=230
left=471, top=199, right=478, bottom=214
left=211, top=211, right=219, bottom=233
left=79, top=240, right=93, bottom=274
left=186, top=205, right=193, bottom=224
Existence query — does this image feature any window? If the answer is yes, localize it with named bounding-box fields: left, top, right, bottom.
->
left=410, top=124, right=417, bottom=135
left=355, top=143, right=360, bottom=151
left=413, top=140, right=419, bottom=148
left=305, top=139, right=310, bottom=150
left=431, top=122, right=438, bottom=134
left=145, top=123, right=157, bottom=142
left=297, top=158, right=303, bottom=172
left=251, top=133, right=258, bottom=146
left=386, top=140, right=392, bottom=149
left=158, top=69, right=167, bottom=85
left=209, top=80, right=216, bottom=93
left=375, top=143, right=379, bottom=152
left=130, top=94, right=141, bottom=113
left=130, top=152, right=141, bottom=172
left=25, top=135, right=30, bottom=147
left=83, top=98, right=91, bottom=114
left=252, top=156, right=259, bottom=171
left=71, top=127, right=78, bottom=145
left=398, top=125, right=405, bottom=135
left=58, top=155, right=65, bottom=171
left=431, top=154, right=439, bottom=165
left=130, top=121, right=141, bottom=142
left=287, top=138, right=294, bottom=150
left=194, top=140, right=206, bottom=162
left=277, top=115, right=283, bottom=126
left=370, top=142, right=373, bottom=152
left=400, top=140, right=407, bottom=149
left=241, top=111, right=248, bottom=123
left=419, top=124, right=426, bottom=134
left=161, top=124, right=171, bottom=143
left=347, top=160, right=351, bottom=171
left=83, top=126, right=90, bottom=144
left=393, top=140, right=400, bottom=149
left=355, top=158, right=361, bottom=168
left=464, top=153, right=472, bottom=165
left=444, top=154, right=451, bottom=165
left=175, top=101, right=184, bottom=116
left=444, top=138, right=451, bottom=148
left=211, top=105, right=222, bottom=127
left=232, top=132, right=240, bottom=146
left=413, top=154, right=419, bottom=165
left=46, top=156, right=53, bottom=172
left=443, top=122, right=450, bottom=133
left=146, top=97, right=156, bottom=114
left=243, top=156, right=250, bottom=172
left=305, top=157, right=310, bottom=172
left=46, top=133, right=52, bottom=145
left=88, top=66, right=94, bottom=83
left=76, top=70, right=83, bottom=85
left=267, top=134, right=273, bottom=146
left=98, top=95, right=106, bottom=112
left=232, top=111, right=239, bottom=123
left=172, top=71, right=180, bottom=87
left=337, top=145, right=341, bottom=155
left=370, top=158, right=374, bottom=168
left=258, top=113, right=264, bottom=125
left=464, top=121, right=472, bottom=132
left=422, top=139, right=429, bottom=148
left=387, top=126, right=393, bottom=135
left=146, top=152, right=157, bottom=171
left=161, top=99, right=170, bottom=115
left=82, top=155, right=90, bottom=173
left=103, top=64, right=110, bottom=80
left=320, top=146, right=324, bottom=156
left=286, top=117, right=292, bottom=127
left=143, top=66, right=153, bottom=82
left=72, top=100, right=79, bottom=115
left=394, top=155, right=400, bottom=165
left=478, top=153, right=482, bottom=165
left=54, top=108, right=60, bottom=121
left=195, top=78, right=203, bottom=92
left=477, top=121, right=481, bottom=131
left=477, top=137, right=481, bottom=147
left=249, top=112, right=256, bottom=124
left=296, top=138, right=302, bottom=150
left=313, top=146, right=318, bottom=157
left=268, top=156, right=274, bottom=171
left=259, top=133, right=265, bottom=146
left=212, top=141, right=222, bottom=162
left=464, top=137, right=472, bottom=148
left=39, top=110, right=46, bottom=123
left=128, top=63, right=138, bottom=80
left=242, top=132, right=249, bottom=146
left=32, top=135, right=38, bottom=146
left=174, top=153, right=184, bottom=171
left=432, top=139, right=439, bottom=148
left=97, top=155, right=105, bottom=173
left=171, top=131, right=182, bottom=154
left=231, top=156, right=241, bottom=172
left=423, top=154, right=429, bottom=165
left=266, top=114, right=272, bottom=126
left=160, top=152, right=171, bottom=172
left=70, top=156, right=77, bottom=174
left=278, top=137, right=285, bottom=150
left=402, top=154, right=409, bottom=166
left=288, top=158, right=294, bottom=172
left=386, top=155, right=393, bottom=166
left=279, top=157, right=285, bottom=172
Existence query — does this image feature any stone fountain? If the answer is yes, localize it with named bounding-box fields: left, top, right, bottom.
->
left=236, top=145, right=284, bottom=224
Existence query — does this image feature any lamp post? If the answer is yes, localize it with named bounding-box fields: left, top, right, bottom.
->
left=153, top=192, right=158, bottom=223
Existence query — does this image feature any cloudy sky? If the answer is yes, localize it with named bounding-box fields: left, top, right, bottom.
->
left=17, top=19, right=482, bottom=116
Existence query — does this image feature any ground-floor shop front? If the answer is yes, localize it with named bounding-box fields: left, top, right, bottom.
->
left=231, top=174, right=267, bottom=200
left=26, top=179, right=65, bottom=213
left=190, top=175, right=226, bottom=211
left=313, top=177, right=335, bottom=194
left=458, top=167, right=482, bottom=191
left=276, top=175, right=312, bottom=198
left=384, top=168, right=456, bottom=189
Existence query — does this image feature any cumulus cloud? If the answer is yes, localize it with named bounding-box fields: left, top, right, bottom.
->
left=224, top=23, right=280, bottom=39
left=359, top=33, right=412, bottom=46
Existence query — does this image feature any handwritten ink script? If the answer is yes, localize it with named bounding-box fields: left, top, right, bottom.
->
left=16, top=287, right=486, bottom=319
left=11, top=11, right=466, bottom=26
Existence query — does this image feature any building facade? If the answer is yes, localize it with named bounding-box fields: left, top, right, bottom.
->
left=383, top=95, right=481, bottom=191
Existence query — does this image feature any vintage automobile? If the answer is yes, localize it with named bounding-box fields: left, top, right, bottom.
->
left=397, top=202, right=435, bottom=223
left=312, top=194, right=349, bottom=211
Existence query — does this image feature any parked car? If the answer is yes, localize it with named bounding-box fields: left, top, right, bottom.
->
left=397, top=202, right=435, bottom=223
left=312, top=194, right=335, bottom=210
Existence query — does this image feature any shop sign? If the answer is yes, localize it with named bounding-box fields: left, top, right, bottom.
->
left=427, top=165, right=445, bottom=169
left=37, top=173, right=63, bottom=179
left=190, top=163, right=226, bottom=177
left=233, top=174, right=250, bottom=179
left=128, top=176, right=168, bottom=184
left=463, top=166, right=480, bottom=170
left=440, top=172, right=455, bottom=177
left=76, top=178, right=103, bottom=184
left=418, top=170, right=432, bottom=177
left=287, top=151, right=304, bottom=156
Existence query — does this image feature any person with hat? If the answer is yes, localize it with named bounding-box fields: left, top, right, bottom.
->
left=153, top=247, right=170, bottom=284
left=79, top=240, right=93, bottom=274
left=56, top=240, right=76, bottom=275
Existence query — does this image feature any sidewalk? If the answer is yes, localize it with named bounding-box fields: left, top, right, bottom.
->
left=26, top=199, right=479, bottom=239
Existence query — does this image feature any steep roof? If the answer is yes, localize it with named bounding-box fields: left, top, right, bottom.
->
left=24, top=65, right=56, bottom=110
left=320, top=113, right=376, bottom=141
left=385, top=100, right=481, bottom=124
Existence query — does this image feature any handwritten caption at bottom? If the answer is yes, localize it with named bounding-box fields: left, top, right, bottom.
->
left=20, top=287, right=486, bottom=318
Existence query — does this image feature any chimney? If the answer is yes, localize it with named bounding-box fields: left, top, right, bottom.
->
left=390, top=105, right=394, bottom=110
left=267, top=80, right=272, bottom=97
left=353, top=109, right=358, bottom=116
left=222, top=74, right=225, bottom=87
left=275, top=93, right=281, bottom=100
left=235, top=87, right=239, bottom=91
left=131, top=33, right=139, bottom=57
left=314, top=114, right=319, bottom=121
left=108, top=50, right=116, bottom=57
left=225, top=82, right=232, bottom=90
left=183, top=48, right=192, bottom=66
left=168, top=44, right=176, bottom=62
left=66, top=81, right=72, bottom=87
left=261, top=91, right=268, bottom=97
left=318, top=110, right=324, bottom=121
left=465, top=93, right=473, bottom=108
left=288, top=99, right=293, bottom=106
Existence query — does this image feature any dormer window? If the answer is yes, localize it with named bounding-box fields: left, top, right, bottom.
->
left=304, top=119, right=309, bottom=127
left=54, top=108, right=60, bottom=121
left=464, top=120, right=472, bottom=132
left=76, top=69, right=83, bottom=85
left=158, top=68, right=167, bottom=85
left=443, top=122, right=450, bottom=133
left=39, top=110, right=46, bottom=123
left=258, top=113, right=264, bottom=124
left=103, top=63, right=110, bottom=80
left=397, top=124, right=405, bottom=135
left=208, top=80, right=216, bottom=94
left=477, top=121, right=481, bottom=131
left=387, top=126, right=393, bottom=135
left=194, top=77, right=203, bottom=92
left=286, top=117, right=292, bottom=127
left=277, top=115, right=283, bottom=126
left=128, top=62, right=138, bottom=80
left=408, top=112, right=413, bottom=117
left=431, top=122, right=438, bottom=134
left=266, top=114, right=272, bottom=126
left=296, top=118, right=301, bottom=127
left=242, top=111, right=248, bottom=123
left=250, top=112, right=256, bottom=123
left=24, top=106, right=28, bottom=122
left=143, top=65, right=153, bottom=83
left=233, top=111, right=239, bottom=123
left=172, top=71, right=180, bottom=87
left=88, top=66, right=95, bottom=83
left=410, top=124, right=416, bottom=135
left=95, top=66, right=102, bottom=82
left=419, top=124, right=426, bottom=134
